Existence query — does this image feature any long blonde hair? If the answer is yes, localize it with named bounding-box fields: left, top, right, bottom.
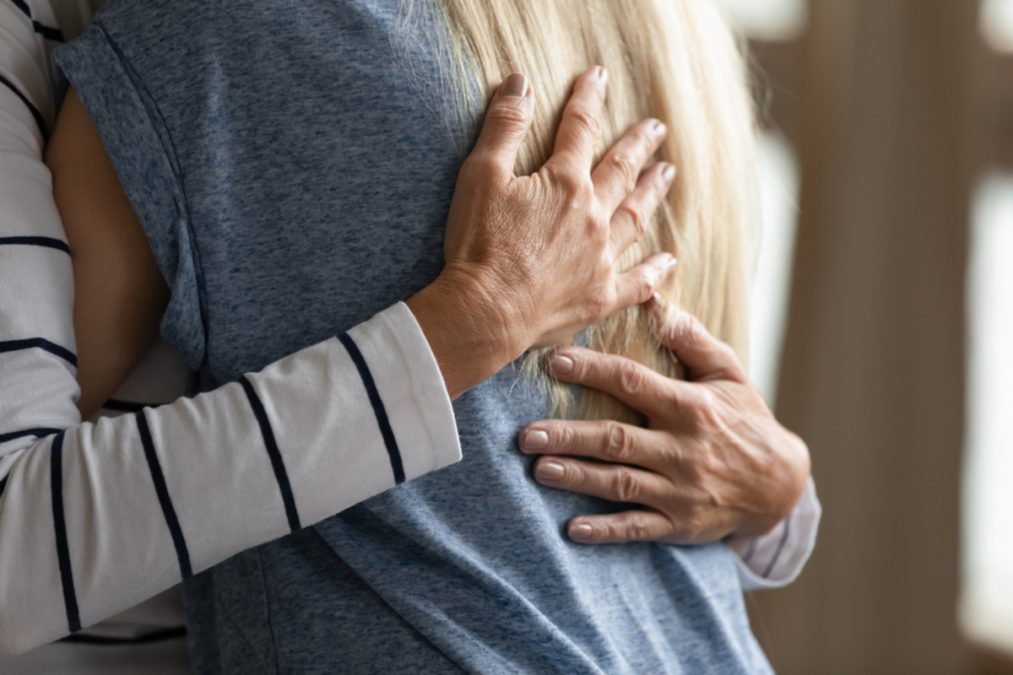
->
left=437, top=0, right=757, bottom=421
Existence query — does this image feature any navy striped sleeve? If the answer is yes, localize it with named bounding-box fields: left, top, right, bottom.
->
left=0, top=427, right=62, bottom=444
left=741, top=537, right=758, bottom=565
left=50, top=432, right=81, bottom=633
left=7, top=0, right=65, bottom=41
left=0, top=73, right=47, bottom=138
left=136, top=411, right=193, bottom=579
left=337, top=332, right=406, bottom=484
left=102, top=398, right=152, bottom=413
left=0, top=338, right=77, bottom=367
left=762, top=514, right=793, bottom=578
left=239, top=376, right=301, bottom=532
left=60, top=625, right=187, bottom=646
left=0, top=236, right=70, bottom=253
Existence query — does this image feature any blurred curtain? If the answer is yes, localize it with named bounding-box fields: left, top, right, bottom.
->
left=753, top=1, right=978, bottom=673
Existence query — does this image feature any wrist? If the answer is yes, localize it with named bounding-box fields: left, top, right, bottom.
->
left=407, top=266, right=526, bottom=399
left=442, top=262, right=530, bottom=358
left=733, top=430, right=811, bottom=539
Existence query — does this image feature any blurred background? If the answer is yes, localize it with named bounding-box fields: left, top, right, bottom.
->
left=715, top=0, right=1013, bottom=672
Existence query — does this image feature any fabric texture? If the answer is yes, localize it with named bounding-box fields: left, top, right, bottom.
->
left=2, top=1, right=463, bottom=660
left=54, top=1, right=810, bottom=672
left=0, top=0, right=818, bottom=669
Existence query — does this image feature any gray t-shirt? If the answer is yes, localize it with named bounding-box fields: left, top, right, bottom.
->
left=55, top=1, right=771, bottom=672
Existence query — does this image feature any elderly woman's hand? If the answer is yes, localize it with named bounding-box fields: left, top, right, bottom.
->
left=408, top=68, right=676, bottom=398
left=518, top=294, right=811, bottom=544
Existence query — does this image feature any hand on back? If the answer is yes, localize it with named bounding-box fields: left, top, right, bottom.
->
left=440, top=67, right=676, bottom=353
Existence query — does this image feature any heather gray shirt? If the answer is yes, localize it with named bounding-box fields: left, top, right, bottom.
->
left=55, top=1, right=772, bottom=672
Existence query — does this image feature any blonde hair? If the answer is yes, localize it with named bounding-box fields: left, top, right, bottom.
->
left=437, top=0, right=758, bottom=421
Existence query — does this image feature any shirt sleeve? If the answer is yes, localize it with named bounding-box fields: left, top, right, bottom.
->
left=0, top=5, right=463, bottom=655
left=729, top=476, right=822, bottom=591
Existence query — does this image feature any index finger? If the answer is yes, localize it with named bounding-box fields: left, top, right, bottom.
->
left=647, top=294, right=747, bottom=383
left=547, top=346, right=695, bottom=420
left=518, top=419, right=675, bottom=474
left=545, top=67, right=609, bottom=175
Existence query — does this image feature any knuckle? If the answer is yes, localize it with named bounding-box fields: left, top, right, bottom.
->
left=485, top=102, right=530, bottom=131
left=568, top=107, right=602, bottom=142
left=601, top=521, right=620, bottom=541
left=637, top=271, right=656, bottom=301
left=674, top=508, right=706, bottom=542
left=571, top=177, right=596, bottom=202
left=716, top=344, right=743, bottom=374
left=618, top=361, right=646, bottom=397
left=614, top=468, right=640, bottom=503
left=585, top=290, right=613, bottom=322
left=557, top=461, right=579, bottom=486
left=611, top=153, right=639, bottom=191
left=559, top=425, right=578, bottom=451
left=550, top=167, right=593, bottom=201
left=604, top=423, right=630, bottom=461
left=664, top=385, right=688, bottom=416
left=627, top=519, right=650, bottom=542
left=689, top=389, right=722, bottom=428
left=616, top=203, right=646, bottom=236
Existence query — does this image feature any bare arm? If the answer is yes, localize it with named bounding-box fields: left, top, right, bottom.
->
left=46, top=89, right=169, bottom=419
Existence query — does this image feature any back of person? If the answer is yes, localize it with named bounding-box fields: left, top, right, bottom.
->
left=55, top=0, right=770, bottom=672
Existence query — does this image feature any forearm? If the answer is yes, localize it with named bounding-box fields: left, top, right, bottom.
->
left=5, top=55, right=454, bottom=630
left=0, top=302, right=460, bottom=654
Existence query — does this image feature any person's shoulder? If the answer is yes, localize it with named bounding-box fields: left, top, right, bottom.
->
left=87, top=0, right=218, bottom=45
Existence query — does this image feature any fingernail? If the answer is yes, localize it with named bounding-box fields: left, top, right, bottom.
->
left=550, top=354, right=574, bottom=375
left=595, top=66, right=608, bottom=83
left=662, top=164, right=677, bottom=182
left=651, top=291, right=665, bottom=304
left=522, top=429, right=549, bottom=450
left=500, top=73, right=528, bottom=98
left=535, top=460, right=565, bottom=482
left=570, top=523, right=594, bottom=540
left=651, top=120, right=667, bottom=137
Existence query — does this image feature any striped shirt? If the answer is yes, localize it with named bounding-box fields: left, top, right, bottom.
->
left=0, top=0, right=461, bottom=662
left=0, top=0, right=820, bottom=669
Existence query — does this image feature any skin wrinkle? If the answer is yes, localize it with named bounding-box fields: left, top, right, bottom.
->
left=521, top=297, right=809, bottom=543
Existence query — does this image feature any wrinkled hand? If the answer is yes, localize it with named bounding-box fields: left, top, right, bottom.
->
left=518, top=294, right=811, bottom=545
left=410, top=67, right=677, bottom=398
left=440, top=66, right=677, bottom=350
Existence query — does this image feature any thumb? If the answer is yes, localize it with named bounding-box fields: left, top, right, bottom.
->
left=469, top=73, right=535, bottom=175
left=646, top=293, right=747, bottom=383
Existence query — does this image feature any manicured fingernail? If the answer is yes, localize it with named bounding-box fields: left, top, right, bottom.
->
left=662, top=164, right=677, bottom=182
left=550, top=354, right=574, bottom=375
left=523, top=429, right=549, bottom=450
left=595, top=66, right=608, bottom=83
left=570, top=523, right=594, bottom=540
left=500, top=73, right=528, bottom=98
left=651, top=120, right=667, bottom=137
left=536, top=460, right=565, bottom=482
